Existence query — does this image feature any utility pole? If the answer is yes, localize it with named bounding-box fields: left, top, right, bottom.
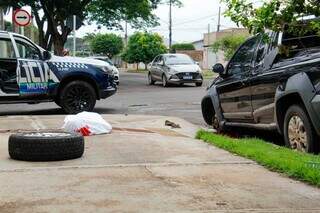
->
left=207, top=24, right=211, bottom=70
left=125, top=21, right=128, bottom=47
left=169, top=0, right=172, bottom=52
left=73, top=15, right=76, bottom=56
left=124, top=21, right=128, bottom=69
left=217, top=6, right=221, bottom=32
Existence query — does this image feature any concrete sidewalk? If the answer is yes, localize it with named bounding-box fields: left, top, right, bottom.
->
left=0, top=114, right=319, bottom=212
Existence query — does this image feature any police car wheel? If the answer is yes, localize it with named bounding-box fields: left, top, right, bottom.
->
left=60, top=81, right=96, bottom=114
left=8, top=132, right=84, bottom=162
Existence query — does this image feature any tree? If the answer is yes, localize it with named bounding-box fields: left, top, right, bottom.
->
left=171, top=43, right=195, bottom=53
left=212, top=34, right=248, bottom=61
left=223, top=0, right=320, bottom=36
left=90, top=33, right=124, bottom=58
left=1, top=0, right=179, bottom=55
left=122, top=32, right=167, bottom=70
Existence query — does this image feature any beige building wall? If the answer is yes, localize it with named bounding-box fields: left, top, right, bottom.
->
left=203, top=28, right=249, bottom=69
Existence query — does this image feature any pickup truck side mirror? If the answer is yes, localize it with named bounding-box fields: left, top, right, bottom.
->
left=212, top=63, right=225, bottom=75
left=43, top=51, right=52, bottom=61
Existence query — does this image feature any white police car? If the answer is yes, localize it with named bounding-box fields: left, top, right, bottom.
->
left=0, top=31, right=117, bottom=114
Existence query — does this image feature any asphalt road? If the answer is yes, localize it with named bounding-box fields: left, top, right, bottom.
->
left=0, top=71, right=283, bottom=143
left=0, top=72, right=210, bottom=126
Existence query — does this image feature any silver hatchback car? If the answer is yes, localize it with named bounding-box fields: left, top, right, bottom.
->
left=148, top=54, right=203, bottom=87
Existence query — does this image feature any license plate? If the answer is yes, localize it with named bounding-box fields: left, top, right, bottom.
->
left=183, top=76, right=193, bottom=80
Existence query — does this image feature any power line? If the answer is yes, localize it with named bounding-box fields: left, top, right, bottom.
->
left=150, top=27, right=208, bottom=31
left=174, top=14, right=218, bottom=26
left=158, top=18, right=169, bottom=25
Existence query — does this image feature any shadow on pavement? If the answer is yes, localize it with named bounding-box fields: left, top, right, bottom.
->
left=222, top=126, right=285, bottom=146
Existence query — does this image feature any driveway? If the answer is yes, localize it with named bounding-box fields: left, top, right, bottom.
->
left=0, top=114, right=320, bottom=212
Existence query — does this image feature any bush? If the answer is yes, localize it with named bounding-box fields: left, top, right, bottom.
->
left=171, top=43, right=195, bottom=53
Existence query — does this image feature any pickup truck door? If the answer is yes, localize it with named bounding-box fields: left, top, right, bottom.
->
left=216, top=36, right=260, bottom=122
left=13, top=36, right=49, bottom=96
left=250, top=35, right=281, bottom=124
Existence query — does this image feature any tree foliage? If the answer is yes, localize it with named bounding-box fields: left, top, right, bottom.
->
left=171, top=43, right=195, bottom=53
left=0, top=0, right=181, bottom=55
left=212, top=34, right=248, bottom=61
left=122, top=32, right=167, bottom=68
left=90, top=33, right=124, bottom=58
left=223, top=0, right=320, bottom=35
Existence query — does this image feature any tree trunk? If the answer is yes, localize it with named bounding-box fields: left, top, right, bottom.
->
left=136, top=63, right=139, bottom=71
left=53, top=37, right=65, bottom=56
left=144, top=63, right=148, bottom=70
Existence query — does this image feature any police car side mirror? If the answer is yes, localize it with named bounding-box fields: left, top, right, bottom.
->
left=43, top=51, right=52, bottom=61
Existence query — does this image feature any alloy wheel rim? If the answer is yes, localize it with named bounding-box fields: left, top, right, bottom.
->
left=66, top=86, right=91, bottom=112
left=288, top=115, right=308, bottom=152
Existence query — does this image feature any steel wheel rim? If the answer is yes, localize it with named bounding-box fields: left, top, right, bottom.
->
left=288, top=115, right=308, bottom=152
left=66, top=86, right=91, bottom=112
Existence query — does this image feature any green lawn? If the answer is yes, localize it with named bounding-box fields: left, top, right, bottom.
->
left=196, top=130, right=320, bottom=187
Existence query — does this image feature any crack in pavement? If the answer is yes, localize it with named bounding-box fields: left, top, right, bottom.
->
left=0, top=161, right=256, bottom=173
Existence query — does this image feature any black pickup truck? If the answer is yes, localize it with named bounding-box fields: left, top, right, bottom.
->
left=201, top=26, right=320, bottom=153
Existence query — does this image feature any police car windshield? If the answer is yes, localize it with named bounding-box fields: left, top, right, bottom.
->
left=165, top=55, right=194, bottom=65
left=96, top=58, right=114, bottom=66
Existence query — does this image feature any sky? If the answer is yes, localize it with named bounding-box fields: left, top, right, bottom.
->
left=5, top=0, right=237, bottom=43
left=77, top=0, right=237, bottom=42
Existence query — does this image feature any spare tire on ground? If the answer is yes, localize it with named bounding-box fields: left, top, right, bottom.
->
left=9, top=132, right=84, bottom=161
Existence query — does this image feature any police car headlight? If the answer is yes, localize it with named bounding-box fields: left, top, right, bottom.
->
left=97, top=66, right=114, bottom=76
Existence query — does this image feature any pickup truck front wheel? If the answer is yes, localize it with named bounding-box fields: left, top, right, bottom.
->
left=284, top=105, right=318, bottom=153
left=60, top=81, right=96, bottom=114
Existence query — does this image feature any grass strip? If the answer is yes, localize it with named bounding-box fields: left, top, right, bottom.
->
left=196, top=130, right=320, bottom=187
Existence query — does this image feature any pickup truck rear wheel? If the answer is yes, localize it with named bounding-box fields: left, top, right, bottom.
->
left=284, top=105, right=318, bottom=153
left=60, top=81, right=96, bottom=114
